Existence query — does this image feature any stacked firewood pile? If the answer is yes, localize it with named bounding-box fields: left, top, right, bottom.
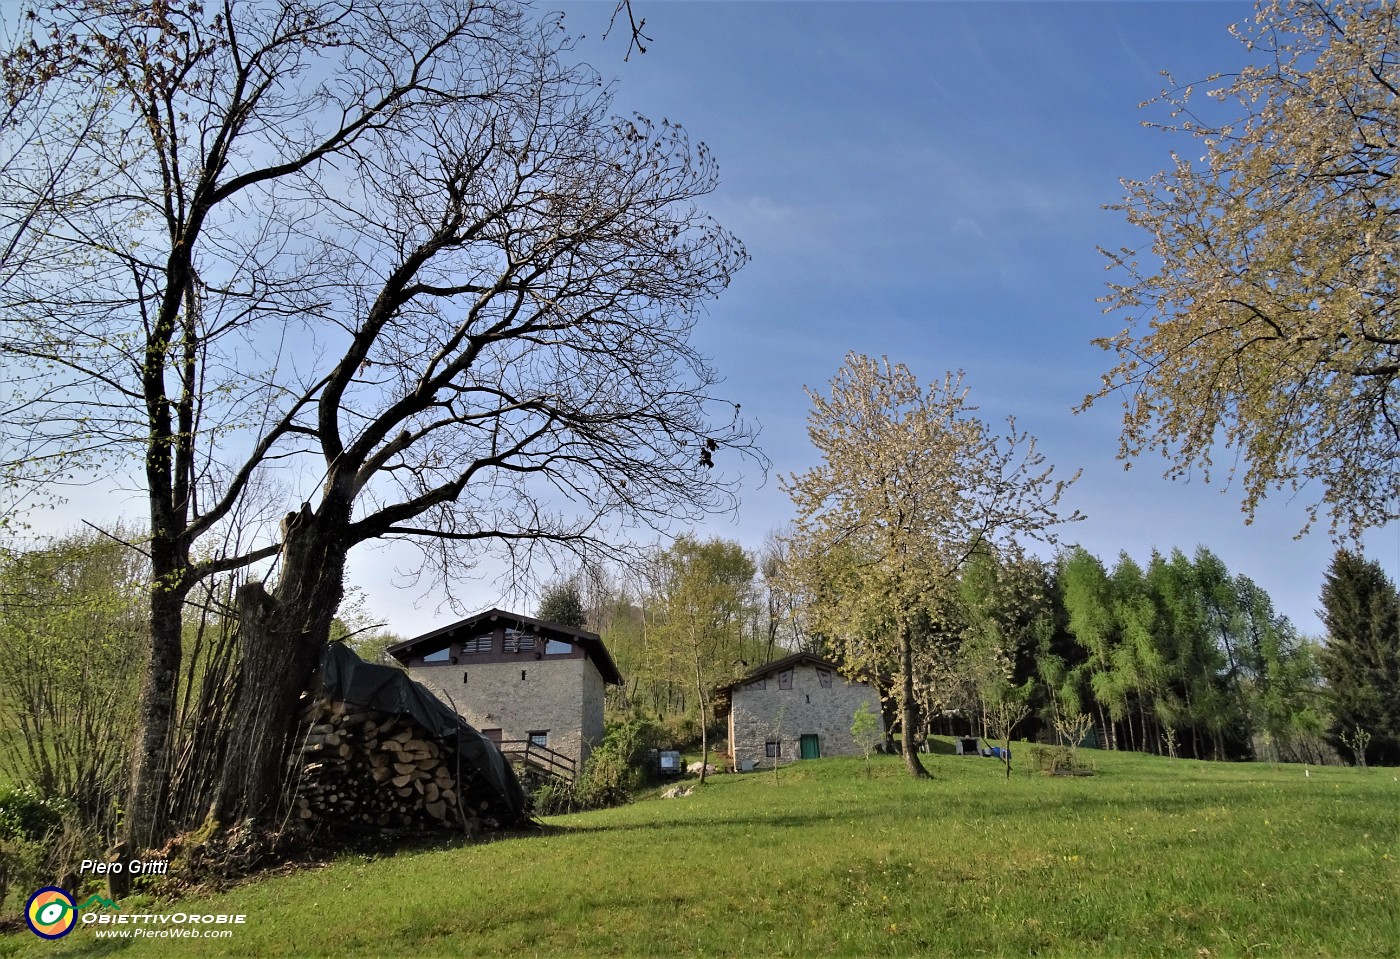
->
left=291, top=697, right=496, bottom=833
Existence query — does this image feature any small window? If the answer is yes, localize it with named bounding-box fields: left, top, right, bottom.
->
left=545, top=639, right=572, bottom=655
left=462, top=633, right=493, bottom=654
left=528, top=730, right=549, bottom=747
left=504, top=629, right=536, bottom=653
left=422, top=647, right=450, bottom=664
left=744, top=678, right=767, bottom=691
left=816, top=668, right=833, bottom=689
left=482, top=728, right=503, bottom=744
left=521, top=670, right=527, bottom=681
left=462, top=671, right=469, bottom=685
left=765, top=740, right=782, bottom=758
left=778, top=669, right=793, bottom=690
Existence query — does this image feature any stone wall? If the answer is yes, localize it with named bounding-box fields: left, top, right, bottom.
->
left=580, top=660, right=606, bottom=761
left=727, top=662, right=884, bottom=769
left=409, top=656, right=606, bottom=769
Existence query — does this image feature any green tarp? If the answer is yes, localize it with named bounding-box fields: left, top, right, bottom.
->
left=319, top=642, right=527, bottom=825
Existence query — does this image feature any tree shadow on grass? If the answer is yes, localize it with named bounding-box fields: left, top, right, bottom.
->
left=554, top=810, right=847, bottom=834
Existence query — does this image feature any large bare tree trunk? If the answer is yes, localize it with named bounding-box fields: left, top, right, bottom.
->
left=211, top=586, right=330, bottom=823
left=214, top=520, right=347, bottom=825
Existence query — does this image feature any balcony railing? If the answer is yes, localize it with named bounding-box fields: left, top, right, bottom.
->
left=498, top=739, right=576, bottom=784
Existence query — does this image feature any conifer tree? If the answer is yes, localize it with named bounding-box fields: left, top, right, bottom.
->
left=538, top=581, right=588, bottom=630
left=1318, top=550, right=1400, bottom=766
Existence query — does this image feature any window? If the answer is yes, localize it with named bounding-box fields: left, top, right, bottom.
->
left=462, top=633, right=493, bottom=654
left=528, top=730, right=549, bottom=748
left=421, top=647, right=450, bottom=664
left=744, top=678, right=767, bottom=691
left=765, top=740, right=782, bottom=758
left=545, top=639, right=572, bottom=655
left=778, top=669, right=793, bottom=690
left=481, top=728, right=503, bottom=744
left=504, top=629, right=536, bottom=653
left=816, top=668, right=833, bottom=689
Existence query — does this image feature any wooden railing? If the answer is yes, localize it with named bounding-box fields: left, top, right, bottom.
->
left=498, top=740, right=576, bottom=784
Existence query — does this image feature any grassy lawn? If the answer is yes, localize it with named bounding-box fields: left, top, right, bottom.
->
left=2, top=746, right=1396, bottom=958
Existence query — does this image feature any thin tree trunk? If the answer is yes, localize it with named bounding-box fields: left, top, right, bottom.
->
left=111, top=580, right=189, bottom=897
left=694, top=650, right=709, bottom=786
left=1094, top=704, right=1111, bottom=751
left=899, top=623, right=929, bottom=778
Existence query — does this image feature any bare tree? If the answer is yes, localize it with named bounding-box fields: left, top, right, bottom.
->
left=0, top=0, right=756, bottom=874
left=985, top=695, right=1030, bottom=781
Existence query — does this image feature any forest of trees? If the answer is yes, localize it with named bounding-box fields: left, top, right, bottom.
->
left=535, top=536, right=1396, bottom=770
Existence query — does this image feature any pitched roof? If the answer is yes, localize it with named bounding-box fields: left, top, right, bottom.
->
left=714, top=652, right=864, bottom=716
left=720, top=651, right=843, bottom=692
left=385, top=607, right=623, bottom=685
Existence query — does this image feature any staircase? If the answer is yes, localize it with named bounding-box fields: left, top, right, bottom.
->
left=499, top=739, right=576, bottom=785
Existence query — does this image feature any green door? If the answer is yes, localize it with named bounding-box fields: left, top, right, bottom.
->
left=800, top=734, right=820, bottom=760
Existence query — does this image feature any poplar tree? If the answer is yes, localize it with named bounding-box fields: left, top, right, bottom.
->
left=646, top=534, right=757, bottom=783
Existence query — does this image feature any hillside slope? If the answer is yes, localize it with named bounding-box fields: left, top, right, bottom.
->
left=3, top=749, right=1396, bottom=957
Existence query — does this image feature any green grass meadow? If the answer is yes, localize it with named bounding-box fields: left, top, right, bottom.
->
left=3, top=746, right=1396, bottom=958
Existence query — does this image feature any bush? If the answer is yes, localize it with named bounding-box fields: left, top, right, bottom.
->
left=0, top=833, right=49, bottom=919
left=0, top=784, right=69, bottom=841
left=658, top=712, right=700, bottom=749
left=529, top=779, right=575, bottom=817
left=527, top=717, right=665, bottom=816
left=0, top=785, right=95, bottom=920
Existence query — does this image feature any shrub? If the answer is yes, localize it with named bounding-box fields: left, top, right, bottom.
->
left=0, top=534, right=145, bottom=836
left=529, top=779, right=575, bottom=817
left=0, top=785, right=96, bottom=920
left=851, top=702, right=882, bottom=760
left=528, top=717, right=665, bottom=816
left=659, top=712, right=700, bottom=749
left=0, top=784, right=69, bottom=841
left=0, top=833, right=49, bottom=919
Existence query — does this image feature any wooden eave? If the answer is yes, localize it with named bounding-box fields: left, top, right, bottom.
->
left=387, top=607, right=623, bottom=685
left=713, top=652, right=853, bottom=717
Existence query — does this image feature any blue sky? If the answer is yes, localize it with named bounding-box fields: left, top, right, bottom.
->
left=372, top=0, right=1374, bottom=640
left=24, top=1, right=1387, bottom=639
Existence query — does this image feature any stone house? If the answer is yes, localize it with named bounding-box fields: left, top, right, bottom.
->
left=717, top=653, right=884, bottom=769
left=386, top=608, right=623, bottom=770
